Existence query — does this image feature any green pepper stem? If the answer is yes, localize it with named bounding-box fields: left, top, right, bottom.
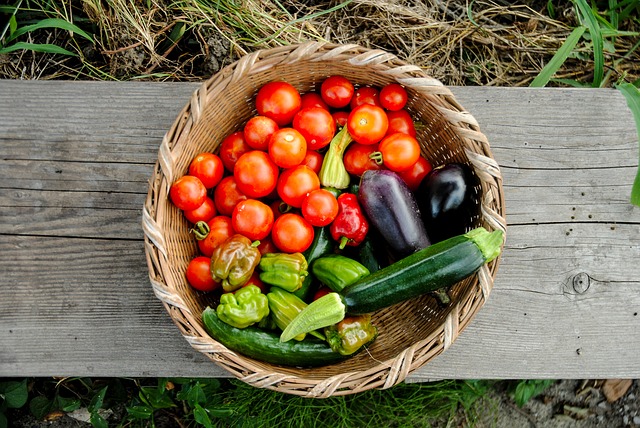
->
left=369, top=151, right=384, bottom=165
left=190, top=221, right=210, bottom=241
left=338, top=236, right=349, bottom=250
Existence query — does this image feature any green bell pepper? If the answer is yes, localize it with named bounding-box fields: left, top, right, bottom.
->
left=216, top=285, right=269, bottom=329
left=311, top=254, right=370, bottom=292
left=259, top=252, right=308, bottom=293
left=325, top=314, right=378, bottom=356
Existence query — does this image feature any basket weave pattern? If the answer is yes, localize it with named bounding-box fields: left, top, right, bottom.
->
left=142, top=42, right=506, bottom=397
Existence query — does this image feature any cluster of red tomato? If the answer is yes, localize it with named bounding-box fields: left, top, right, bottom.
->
left=169, top=76, right=433, bottom=292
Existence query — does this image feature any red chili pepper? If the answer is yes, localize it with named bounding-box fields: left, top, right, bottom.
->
left=330, top=193, right=369, bottom=249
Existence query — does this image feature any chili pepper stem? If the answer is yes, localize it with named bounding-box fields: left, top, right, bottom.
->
left=339, top=236, right=349, bottom=249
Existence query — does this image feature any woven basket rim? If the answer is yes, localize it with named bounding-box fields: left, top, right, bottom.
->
left=142, top=41, right=507, bottom=398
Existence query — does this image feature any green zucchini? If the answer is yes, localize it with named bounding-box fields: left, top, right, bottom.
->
left=202, top=307, right=349, bottom=367
left=342, top=227, right=503, bottom=315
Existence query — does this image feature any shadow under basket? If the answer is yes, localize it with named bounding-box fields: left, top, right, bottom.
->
left=142, top=42, right=506, bottom=398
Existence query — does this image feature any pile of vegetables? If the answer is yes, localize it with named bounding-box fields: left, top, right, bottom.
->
left=168, top=76, right=503, bottom=367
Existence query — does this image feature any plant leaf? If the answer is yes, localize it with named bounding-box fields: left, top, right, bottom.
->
left=193, top=404, right=213, bottom=428
left=88, top=386, right=107, bottom=413
left=126, top=404, right=154, bottom=420
left=0, top=380, right=28, bottom=409
left=530, top=26, right=586, bottom=87
left=29, top=396, right=52, bottom=419
left=0, top=42, right=77, bottom=56
left=90, top=411, right=108, bottom=428
left=6, top=18, right=94, bottom=43
left=574, top=0, right=604, bottom=87
left=616, top=82, right=640, bottom=206
left=0, top=413, right=7, bottom=428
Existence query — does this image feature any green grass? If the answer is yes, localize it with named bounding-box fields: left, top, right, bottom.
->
left=2, top=377, right=497, bottom=427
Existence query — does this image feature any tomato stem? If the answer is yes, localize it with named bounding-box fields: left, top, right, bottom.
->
left=190, top=221, right=210, bottom=240
left=369, top=151, right=384, bottom=165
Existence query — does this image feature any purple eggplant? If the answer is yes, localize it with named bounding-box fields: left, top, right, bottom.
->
left=416, top=163, right=480, bottom=243
left=358, top=169, right=431, bottom=258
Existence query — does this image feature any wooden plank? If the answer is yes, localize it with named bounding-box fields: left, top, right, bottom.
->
left=1, top=81, right=639, bottom=379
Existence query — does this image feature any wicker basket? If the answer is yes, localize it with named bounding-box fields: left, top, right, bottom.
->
left=142, top=42, right=506, bottom=397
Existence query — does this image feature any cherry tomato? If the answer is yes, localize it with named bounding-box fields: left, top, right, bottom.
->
left=257, top=235, right=278, bottom=256
left=186, top=256, right=219, bottom=292
left=234, top=150, right=279, bottom=198
left=213, top=176, right=247, bottom=216
left=376, top=133, right=421, bottom=172
left=301, top=150, right=323, bottom=174
left=300, top=92, right=329, bottom=110
left=301, top=189, right=339, bottom=227
left=169, top=175, right=207, bottom=211
left=380, top=83, right=408, bottom=111
left=350, top=86, right=381, bottom=110
left=268, top=128, right=307, bottom=169
left=332, top=111, right=349, bottom=127
left=255, top=81, right=301, bottom=126
left=320, top=75, right=354, bottom=109
left=243, top=115, right=279, bottom=151
left=219, top=131, right=251, bottom=172
left=396, top=156, right=432, bottom=191
left=386, top=109, right=416, bottom=137
left=343, top=142, right=384, bottom=177
left=276, top=165, right=320, bottom=208
left=347, top=104, right=389, bottom=145
left=197, top=215, right=234, bottom=257
left=271, top=213, right=315, bottom=253
left=292, top=107, right=336, bottom=151
left=241, top=271, right=268, bottom=294
left=188, top=153, right=224, bottom=189
left=313, top=286, right=331, bottom=301
left=232, top=198, right=274, bottom=241
left=183, top=196, right=217, bottom=224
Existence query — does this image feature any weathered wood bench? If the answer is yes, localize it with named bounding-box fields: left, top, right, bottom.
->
left=1, top=80, right=639, bottom=381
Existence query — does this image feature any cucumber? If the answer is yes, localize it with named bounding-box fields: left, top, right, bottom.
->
left=201, top=307, right=349, bottom=367
left=342, top=227, right=503, bottom=315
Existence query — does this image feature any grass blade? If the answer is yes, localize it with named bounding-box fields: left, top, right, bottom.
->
left=6, top=17, right=94, bottom=43
left=0, top=41, right=77, bottom=56
left=530, top=26, right=586, bottom=87
left=616, top=82, right=640, bottom=206
left=574, top=0, right=604, bottom=87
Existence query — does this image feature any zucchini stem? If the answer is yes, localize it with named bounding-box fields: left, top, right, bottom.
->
left=465, top=227, right=504, bottom=262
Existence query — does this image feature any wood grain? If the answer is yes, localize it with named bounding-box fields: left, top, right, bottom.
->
left=1, top=80, right=639, bottom=379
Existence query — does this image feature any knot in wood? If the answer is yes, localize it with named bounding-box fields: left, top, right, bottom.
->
left=572, top=272, right=591, bottom=294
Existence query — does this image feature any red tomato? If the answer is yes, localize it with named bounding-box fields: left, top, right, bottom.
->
left=233, top=150, right=279, bottom=198
left=396, top=156, right=432, bottom=191
left=197, top=215, right=234, bottom=257
left=241, top=271, right=268, bottom=294
left=347, top=104, right=389, bottom=145
left=380, top=83, right=408, bottom=111
left=268, top=128, right=307, bottom=169
left=332, top=111, right=349, bottom=127
left=183, top=196, right=217, bottom=224
left=386, top=109, right=416, bottom=137
left=292, top=107, right=336, bottom=151
left=243, top=115, right=279, bottom=151
left=276, top=165, right=320, bottom=208
left=188, top=153, right=224, bottom=189
left=343, top=142, right=384, bottom=177
left=313, top=286, right=331, bottom=301
left=255, top=81, right=301, bottom=126
left=350, top=86, right=381, bottom=110
left=301, top=189, right=339, bottom=227
left=300, top=92, right=329, bottom=110
left=186, top=256, right=219, bottom=292
left=301, top=150, right=323, bottom=174
left=257, top=235, right=278, bottom=255
left=320, top=75, right=354, bottom=109
left=377, top=133, right=421, bottom=172
left=169, top=175, right=207, bottom=211
left=213, top=176, right=247, bottom=216
left=271, top=213, right=315, bottom=253
left=219, top=131, right=251, bottom=172
left=232, top=199, right=274, bottom=241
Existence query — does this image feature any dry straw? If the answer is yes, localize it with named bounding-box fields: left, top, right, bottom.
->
left=142, top=42, right=506, bottom=397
